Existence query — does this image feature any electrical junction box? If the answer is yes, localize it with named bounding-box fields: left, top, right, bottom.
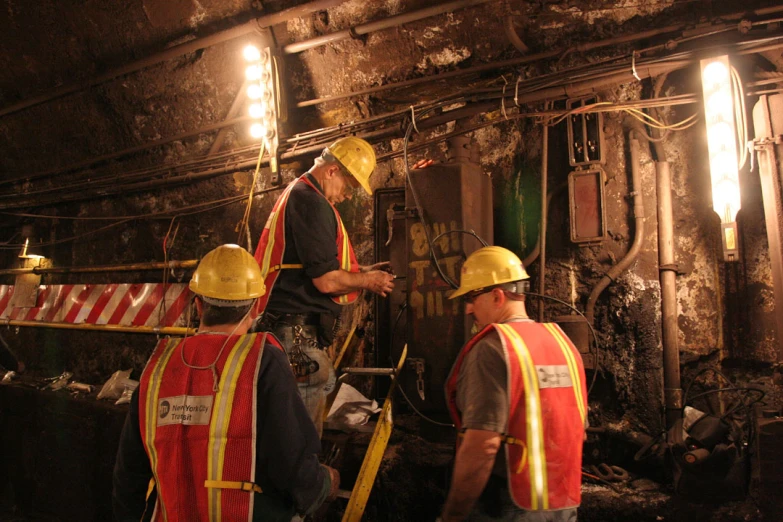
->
left=568, top=168, right=607, bottom=244
left=566, top=96, right=606, bottom=167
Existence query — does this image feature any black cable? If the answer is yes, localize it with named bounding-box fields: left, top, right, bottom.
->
left=402, top=100, right=482, bottom=289
left=388, top=301, right=454, bottom=428
left=687, top=387, right=766, bottom=405
left=431, top=229, right=489, bottom=248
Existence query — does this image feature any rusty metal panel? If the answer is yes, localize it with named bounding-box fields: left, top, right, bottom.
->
left=754, top=408, right=783, bottom=486
left=404, top=159, right=493, bottom=412
left=568, top=168, right=607, bottom=244
left=553, top=314, right=595, bottom=370
left=374, top=188, right=407, bottom=399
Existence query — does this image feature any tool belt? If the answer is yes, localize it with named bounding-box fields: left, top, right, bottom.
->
left=255, top=312, right=337, bottom=379
left=260, top=312, right=321, bottom=328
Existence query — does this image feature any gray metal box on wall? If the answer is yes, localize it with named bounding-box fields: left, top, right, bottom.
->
left=403, top=155, right=493, bottom=413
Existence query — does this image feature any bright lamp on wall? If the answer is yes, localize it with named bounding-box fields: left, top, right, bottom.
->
left=243, top=44, right=279, bottom=174
left=701, top=55, right=741, bottom=262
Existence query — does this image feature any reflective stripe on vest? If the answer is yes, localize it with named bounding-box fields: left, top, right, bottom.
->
left=542, top=323, right=586, bottom=425
left=445, top=322, right=587, bottom=512
left=139, top=334, right=269, bottom=522
left=495, top=323, right=549, bottom=509
left=253, top=175, right=359, bottom=314
left=142, top=337, right=180, bottom=522
left=207, top=334, right=261, bottom=522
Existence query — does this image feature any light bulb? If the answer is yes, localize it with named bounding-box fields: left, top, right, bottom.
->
left=247, top=84, right=265, bottom=100
left=706, top=92, right=733, bottom=122
left=707, top=122, right=735, bottom=152
left=250, top=123, right=267, bottom=139
left=710, top=152, right=738, bottom=177
left=249, top=103, right=265, bottom=119
left=702, top=60, right=729, bottom=89
left=245, top=65, right=262, bottom=81
left=712, top=177, right=740, bottom=222
left=243, top=45, right=261, bottom=62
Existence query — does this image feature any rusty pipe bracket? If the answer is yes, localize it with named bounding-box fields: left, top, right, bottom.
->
left=664, top=387, right=683, bottom=410
left=659, top=263, right=684, bottom=275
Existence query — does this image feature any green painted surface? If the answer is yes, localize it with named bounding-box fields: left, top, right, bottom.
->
left=493, top=156, right=541, bottom=260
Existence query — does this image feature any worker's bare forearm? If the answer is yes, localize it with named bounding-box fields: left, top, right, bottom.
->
left=313, top=268, right=394, bottom=297
left=441, top=429, right=501, bottom=522
left=312, top=269, right=368, bottom=295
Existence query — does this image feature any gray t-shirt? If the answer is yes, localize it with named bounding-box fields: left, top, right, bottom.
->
left=456, top=318, right=535, bottom=477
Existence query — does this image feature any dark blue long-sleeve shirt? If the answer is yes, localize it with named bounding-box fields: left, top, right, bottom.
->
left=112, top=337, right=330, bottom=522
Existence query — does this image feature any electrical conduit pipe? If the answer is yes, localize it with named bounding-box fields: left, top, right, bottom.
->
left=585, top=131, right=646, bottom=323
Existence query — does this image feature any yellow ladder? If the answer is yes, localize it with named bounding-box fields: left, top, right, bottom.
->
left=338, top=344, right=407, bottom=522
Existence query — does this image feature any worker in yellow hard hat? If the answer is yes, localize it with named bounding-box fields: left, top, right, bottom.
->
left=440, top=246, right=588, bottom=522
left=113, top=244, right=339, bottom=522
left=252, top=136, right=394, bottom=437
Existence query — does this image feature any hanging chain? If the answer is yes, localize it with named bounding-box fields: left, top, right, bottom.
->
left=289, top=325, right=320, bottom=378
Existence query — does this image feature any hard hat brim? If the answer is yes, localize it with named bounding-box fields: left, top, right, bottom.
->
left=448, top=286, right=470, bottom=300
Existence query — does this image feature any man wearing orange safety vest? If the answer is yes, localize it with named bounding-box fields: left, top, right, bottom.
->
left=112, top=244, right=339, bottom=522
left=253, top=137, right=394, bottom=435
left=440, top=246, right=588, bottom=522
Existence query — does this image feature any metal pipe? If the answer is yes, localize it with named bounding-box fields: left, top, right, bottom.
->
left=657, top=159, right=680, bottom=428
left=538, top=123, right=548, bottom=322
left=0, top=0, right=349, bottom=119
left=341, top=367, right=396, bottom=376
left=504, top=15, right=529, bottom=54
left=752, top=94, right=783, bottom=362
left=646, top=76, right=681, bottom=429
left=0, top=260, right=198, bottom=277
left=282, top=0, right=493, bottom=54
left=0, top=319, right=193, bottom=336
left=585, top=132, right=645, bottom=323
left=523, top=183, right=567, bottom=268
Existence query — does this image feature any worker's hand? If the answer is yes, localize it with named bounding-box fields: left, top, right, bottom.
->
left=360, top=261, right=393, bottom=274
left=325, top=465, right=341, bottom=500
left=364, top=270, right=394, bottom=297
left=412, top=159, right=434, bottom=169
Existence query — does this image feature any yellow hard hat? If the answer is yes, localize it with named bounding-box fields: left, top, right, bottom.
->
left=326, top=137, right=376, bottom=195
left=449, top=246, right=529, bottom=299
left=189, top=244, right=265, bottom=305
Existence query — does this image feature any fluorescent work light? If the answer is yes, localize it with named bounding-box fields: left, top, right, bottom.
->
left=701, top=55, right=741, bottom=262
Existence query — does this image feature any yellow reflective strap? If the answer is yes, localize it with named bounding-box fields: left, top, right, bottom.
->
left=207, top=334, right=257, bottom=522
left=143, top=337, right=180, bottom=522
left=260, top=185, right=295, bottom=278
left=145, top=478, right=156, bottom=500
left=543, top=323, right=586, bottom=425
left=496, top=324, right=549, bottom=510
left=204, top=480, right=263, bottom=494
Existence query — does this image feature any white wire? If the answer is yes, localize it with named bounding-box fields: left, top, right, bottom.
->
left=731, top=66, right=748, bottom=171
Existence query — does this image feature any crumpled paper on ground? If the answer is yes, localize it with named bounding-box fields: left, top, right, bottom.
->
left=325, top=383, right=381, bottom=426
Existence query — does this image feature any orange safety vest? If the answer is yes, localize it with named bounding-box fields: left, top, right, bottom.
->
left=254, top=175, right=360, bottom=315
left=138, top=332, right=282, bottom=522
left=445, top=322, right=587, bottom=511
